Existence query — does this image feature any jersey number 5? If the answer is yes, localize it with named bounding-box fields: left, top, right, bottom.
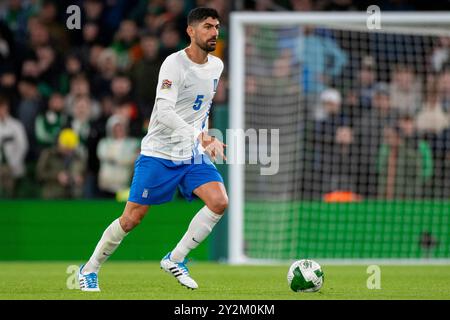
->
left=193, top=95, right=205, bottom=111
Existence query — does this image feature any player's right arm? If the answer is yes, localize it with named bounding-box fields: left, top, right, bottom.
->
left=154, top=56, right=202, bottom=145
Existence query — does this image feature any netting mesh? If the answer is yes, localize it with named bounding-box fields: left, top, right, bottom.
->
left=242, top=22, right=450, bottom=260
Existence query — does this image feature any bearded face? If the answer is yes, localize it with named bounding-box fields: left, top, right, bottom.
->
left=189, top=17, right=219, bottom=53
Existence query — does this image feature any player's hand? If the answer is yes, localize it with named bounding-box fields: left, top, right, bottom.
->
left=73, top=175, right=84, bottom=186
left=199, top=132, right=227, bottom=162
left=57, top=171, right=70, bottom=186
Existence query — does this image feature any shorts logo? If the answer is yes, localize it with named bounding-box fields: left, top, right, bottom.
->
left=213, top=79, right=218, bottom=92
left=161, top=79, right=172, bottom=89
left=142, top=189, right=149, bottom=198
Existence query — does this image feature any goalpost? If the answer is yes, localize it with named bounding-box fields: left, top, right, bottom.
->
left=228, top=12, right=450, bottom=265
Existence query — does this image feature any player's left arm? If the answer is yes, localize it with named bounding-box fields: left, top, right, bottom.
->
left=201, top=59, right=226, bottom=161
left=199, top=131, right=226, bottom=161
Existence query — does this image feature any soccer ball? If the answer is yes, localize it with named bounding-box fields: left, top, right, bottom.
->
left=287, top=259, right=324, bottom=292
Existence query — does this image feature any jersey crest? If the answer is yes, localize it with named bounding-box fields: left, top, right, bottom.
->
left=161, top=79, right=172, bottom=89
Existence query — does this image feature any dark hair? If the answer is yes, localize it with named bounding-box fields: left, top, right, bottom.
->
left=70, top=73, right=88, bottom=83
left=20, top=76, right=38, bottom=86
left=113, top=72, right=130, bottom=81
left=140, top=29, right=157, bottom=39
left=187, top=7, right=219, bottom=25
left=0, top=95, right=9, bottom=108
left=398, top=113, right=414, bottom=121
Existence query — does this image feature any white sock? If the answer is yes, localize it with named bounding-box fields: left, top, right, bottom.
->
left=83, top=218, right=128, bottom=274
left=170, top=206, right=223, bottom=263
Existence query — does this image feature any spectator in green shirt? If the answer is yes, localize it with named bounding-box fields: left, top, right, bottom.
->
left=377, top=115, right=433, bottom=199
left=35, top=92, right=68, bottom=150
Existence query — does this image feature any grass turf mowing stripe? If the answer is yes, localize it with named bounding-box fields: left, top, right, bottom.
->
left=0, top=262, right=449, bottom=300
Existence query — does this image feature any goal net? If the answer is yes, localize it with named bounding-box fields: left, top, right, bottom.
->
left=228, top=12, right=450, bottom=263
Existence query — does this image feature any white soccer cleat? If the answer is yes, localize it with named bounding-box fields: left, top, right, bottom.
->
left=160, top=252, right=198, bottom=290
left=78, top=264, right=101, bottom=292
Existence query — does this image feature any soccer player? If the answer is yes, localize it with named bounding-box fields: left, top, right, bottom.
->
left=78, top=8, right=227, bottom=291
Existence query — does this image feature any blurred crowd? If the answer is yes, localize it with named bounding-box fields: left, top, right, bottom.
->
left=0, top=0, right=450, bottom=200
left=0, top=0, right=230, bottom=199
left=246, top=25, right=450, bottom=200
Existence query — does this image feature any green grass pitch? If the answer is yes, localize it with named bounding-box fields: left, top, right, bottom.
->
left=0, top=262, right=449, bottom=300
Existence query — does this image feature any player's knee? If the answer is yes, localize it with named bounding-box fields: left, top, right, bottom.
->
left=120, top=214, right=142, bottom=232
left=120, top=207, right=147, bottom=232
left=208, top=195, right=228, bottom=214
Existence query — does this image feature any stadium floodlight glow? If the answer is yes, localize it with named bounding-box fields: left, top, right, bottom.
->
left=228, top=11, right=450, bottom=265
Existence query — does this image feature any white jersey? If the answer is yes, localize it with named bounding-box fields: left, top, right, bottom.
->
left=141, top=49, right=224, bottom=161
